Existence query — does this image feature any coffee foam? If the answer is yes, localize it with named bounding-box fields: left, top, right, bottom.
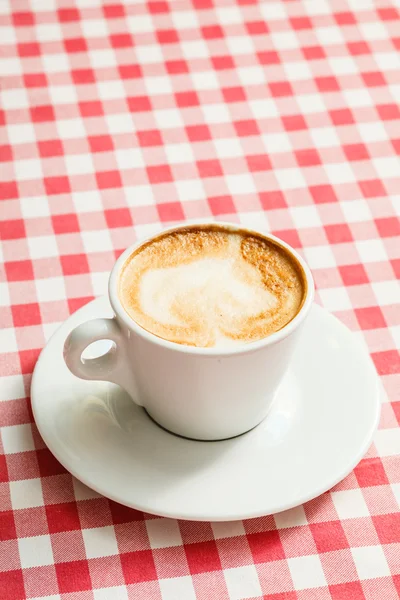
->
left=119, top=227, right=306, bottom=348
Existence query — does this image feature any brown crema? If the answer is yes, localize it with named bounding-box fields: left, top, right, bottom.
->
left=118, top=225, right=306, bottom=348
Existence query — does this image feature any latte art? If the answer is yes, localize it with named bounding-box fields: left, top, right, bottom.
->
left=119, top=227, right=306, bottom=348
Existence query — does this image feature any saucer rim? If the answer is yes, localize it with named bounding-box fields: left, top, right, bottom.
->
left=31, top=298, right=381, bottom=521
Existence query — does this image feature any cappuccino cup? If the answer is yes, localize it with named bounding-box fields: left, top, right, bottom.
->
left=64, top=222, right=314, bottom=440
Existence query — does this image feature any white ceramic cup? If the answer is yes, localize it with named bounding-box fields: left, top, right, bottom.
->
left=63, top=222, right=314, bottom=440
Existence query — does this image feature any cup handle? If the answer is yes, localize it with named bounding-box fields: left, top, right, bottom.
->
left=63, top=318, right=143, bottom=406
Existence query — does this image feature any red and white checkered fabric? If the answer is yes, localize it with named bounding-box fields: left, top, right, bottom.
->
left=1, top=0, right=399, bottom=598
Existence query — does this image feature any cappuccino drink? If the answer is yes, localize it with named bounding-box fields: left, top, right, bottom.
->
left=119, top=226, right=306, bottom=349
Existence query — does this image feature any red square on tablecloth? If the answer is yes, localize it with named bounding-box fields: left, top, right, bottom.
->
left=185, top=540, right=222, bottom=574
left=12, top=303, right=41, bottom=327
left=55, top=560, right=92, bottom=593
left=0, top=570, right=25, bottom=600
left=310, top=521, right=349, bottom=553
left=0, top=511, right=17, bottom=541
left=329, top=582, right=365, bottom=600
left=5, top=260, right=34, bottom=282
left=120, top=551, right=157, bottom=583
left=354, top=458, right=389, bottom=487
left=46, top=502, right=81, bottom=533
left=247, top=531, right=285, bottom=563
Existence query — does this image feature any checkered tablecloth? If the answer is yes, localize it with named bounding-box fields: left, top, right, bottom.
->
left=1, top=0, right=400, bottom=598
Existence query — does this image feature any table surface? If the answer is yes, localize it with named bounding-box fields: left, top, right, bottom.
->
left=1, top=0, right=399, bottom=598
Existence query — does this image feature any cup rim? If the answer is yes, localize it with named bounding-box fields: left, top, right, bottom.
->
left=109, top=221, right=315, bottom=356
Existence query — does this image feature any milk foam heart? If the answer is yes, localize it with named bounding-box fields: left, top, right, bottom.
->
left=119, top=226, right=306, bottom=348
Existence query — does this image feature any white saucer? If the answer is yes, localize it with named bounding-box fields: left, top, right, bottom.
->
left=32, top=298, right=380, bottom=521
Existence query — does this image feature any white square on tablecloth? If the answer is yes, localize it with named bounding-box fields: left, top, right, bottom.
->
left=238, top=67, right=266, bottom=86
left=356, top=239, right=387, bottom=263
left=36, top=277, right=67, bottom=303
left=261, top=132, right=292, bottom=154
left=18, top=535, right=54, bottom=568
left=374, top=429, right=400, bottom=457
left=146, top=76, right=173, bottom=95
left=331, top=489, right=370, bottom=520
left=275, top=169, right=307, bottom=190
left=115, top=149, right=144, bottom=171
left=291, top=205, right=322, bottom=229
left=224, top=565, right=262, bottom=600
left=106, top=114, right=133, bottom=135
left=275, top=505, right=308, bottom=529
left=192, top=71, right=220, bottom=91
left=57, top=119, right=87, bottom=140
left=318, top=287, right=352, bottom=311
left=392, top=483, right=400, bottom=508
left=49, top=85, right=78, bottom=105
left=271, top=31, right=299, bottom=50
left=2, top=89, right=29, bottom=110
left=351, top=546, right=390, bottom=580
left=21, top=197, right=50, bottom=219
left=359, top=22, right=388, bottom=41
left=226, top=36, right=254, bottom=55
left=176, top=180, right=205, bottom=202
left=284, top=62, right=313, bottom=82
left=172, top=10, right=199, bottom=30
left=7, top=123, right=36, bottom=145
left=374, top=52, right=400, bottom=71
left=165, top=143, right=195, bottom=164
left=211, top=521, right=246, bottom=539
left=181, top=40, right=209, bottom=59
left=328, top=57, right=358, bottom=76
left=1, top=424, right=35, bottom=454
left=341, top=200, right=371, bottom=223
left=159, top=576, right=197, bottom=600
left=27, top=236, right=58, bottom=259
left=316, top=27, right=343, bottom=45
left=146, top=518, right=183, bottom=549
left=325, top=163, right=355, bottom=184
left=82, top=526, right=119, bottom=559
left=239, top=212, right=269, bottom=233
left=125, top=15, right=153, bottom=35
left=251, top=99, right=279, bottom=120
left=90, top=49, right=116, bottom=69
left=297, top=94, right=327, bottom=115
left=373, top=157, right=400, bottom=180
left=216, top=6, right=243, bottom=25
left=13, top=159, right=43, bottom=181
left=97, top=80, right=126, bottom=101
left=343, top=89, right=373, bottom=108
left=358, top=122, right=388, bottom=143
left=288, top=555, right=327, bottom=590
left=135, top=45, right=164, bottom=65
left=82, top=230, right=113, bottom=254
left=155, top=109, right=184, bottom=129
left=304, top=245, right=337, bottom=270
left=81, top=18, right=109, bottom=38
left=2, top=57, right=20, bottom=76
left=310, top=127, right=341, bottom=148
left=226, top=173, right=256, bottom=195
left=42, top=52, right=69, bottom=72
left=124, top=185, right=155, bottom=207
left=202, top=104, right=231, bottom=124
left=260, top=2, right=287, bottom=21
left=72, top=190, right=104, bottom=214
left=94, top=586, right=129, bottom=600
left=65, top=154, right=94, bottom=176
left=214, top=139, right=244, bottom=159
left=91, top=272, right=111, bottom=297
left=10, top=479, right=44, bottom=510
left=0, top=374, right=25, bottom=401
left=0, top=328, right=18, bottom=354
